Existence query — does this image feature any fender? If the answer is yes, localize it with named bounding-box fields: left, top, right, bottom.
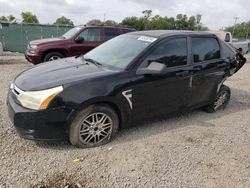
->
left=77, top=96, right=133, bottom=129
left=42, top=48, right=70, bottom=58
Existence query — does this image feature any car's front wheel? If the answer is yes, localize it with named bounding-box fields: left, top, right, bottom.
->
left=69, top=104, right=119, bottom=148
left=43, top=52, right=64, bottom=62
left=204, top=85, right=231, bottom=113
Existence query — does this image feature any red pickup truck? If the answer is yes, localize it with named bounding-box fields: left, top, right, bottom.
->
left=25, top=25, right=135, bottom=64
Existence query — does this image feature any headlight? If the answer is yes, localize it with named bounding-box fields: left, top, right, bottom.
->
left=16, top=86, right=63, bottom=110
left=28, top=44, right=37, bottom=53
left=30, top=45, right=37, bottom=49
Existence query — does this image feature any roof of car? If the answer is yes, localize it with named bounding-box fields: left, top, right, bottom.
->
left=78, top=24, right=135, bottom=30
left=128, top=30, right=215, bottom=38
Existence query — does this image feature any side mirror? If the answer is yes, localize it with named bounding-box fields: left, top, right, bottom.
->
left=136, top=62, right=167, bottom=75
left=75, top=36, right=85, bottom=43
left=225, top=33, right=231, bottom=43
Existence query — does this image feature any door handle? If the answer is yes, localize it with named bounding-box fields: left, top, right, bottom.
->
left=193, top=66, right=202, bottom=71
left=217, top=63, right=227, bottom=67
left=176, top=70, right=190, bottom=77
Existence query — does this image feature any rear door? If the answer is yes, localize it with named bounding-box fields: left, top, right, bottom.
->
left=189, top=36, right=228, bottom=107
left=69, top=28, right=103, bottom=56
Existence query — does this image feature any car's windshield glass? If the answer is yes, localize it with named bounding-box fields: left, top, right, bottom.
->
left=84, top=35, right=155, bottom=70
left=62, top=27, right=81, bottom=39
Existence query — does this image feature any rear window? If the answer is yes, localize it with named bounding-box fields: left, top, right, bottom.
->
left=104, top=28, right=119, bottom=41
left=122, top=29, right=134, bottom=34
left=192, top=37, right=220, bottom=63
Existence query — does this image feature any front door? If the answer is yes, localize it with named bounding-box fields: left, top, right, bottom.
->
left=132, top=37, right=193, bottom=121
left=69, top=28, right=103, bottom=56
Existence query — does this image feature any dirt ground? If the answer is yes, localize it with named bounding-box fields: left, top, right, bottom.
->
left=0, top=55, right=250, bottom=188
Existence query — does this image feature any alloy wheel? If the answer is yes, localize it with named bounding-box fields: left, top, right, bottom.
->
left=79, top=112, right=113, bottom=145
left=213, top=91, right=229, bottom=110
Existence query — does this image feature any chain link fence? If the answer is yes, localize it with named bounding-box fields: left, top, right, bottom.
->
left=0, top=22, right=73, bottom=53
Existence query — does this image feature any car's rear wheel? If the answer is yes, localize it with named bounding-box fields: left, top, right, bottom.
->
left=43, top=52, right=64, bottom=62
left=204, top=85, right=231, bottom=113
left=69, top=104, right=119, bottom=148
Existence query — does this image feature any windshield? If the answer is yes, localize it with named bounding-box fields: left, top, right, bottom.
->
left=62, top=27, right=81, bottom=39
left=84, top=35, right=155, bottom=70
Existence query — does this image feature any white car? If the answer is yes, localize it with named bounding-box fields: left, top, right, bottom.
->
left=209, top=31, right=249, bottom=54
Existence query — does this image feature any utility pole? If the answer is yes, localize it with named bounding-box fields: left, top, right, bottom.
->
left=246, top=27, right=249, bottom=39
left=232, top=17, right=239, bottom=37
left=103, top=13, right=106, bottom=23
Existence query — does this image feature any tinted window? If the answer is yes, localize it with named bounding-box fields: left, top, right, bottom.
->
left=77, top=28, right=101, bottom=41
left=192, top=38, right=220, bottom=63
left=104, top=28, right=118, bottom=41
left=140, top=38, right=187, bottom=68
left=122, top=29, right=134, bottom=33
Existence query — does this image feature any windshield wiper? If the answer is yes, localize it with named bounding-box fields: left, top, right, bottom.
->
left=84, top=58, right=102, bottom=68
left=76, top=55, right=102, bottom=67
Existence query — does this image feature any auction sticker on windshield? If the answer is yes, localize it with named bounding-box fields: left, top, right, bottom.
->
left=138, top=36, right=157, bottom=43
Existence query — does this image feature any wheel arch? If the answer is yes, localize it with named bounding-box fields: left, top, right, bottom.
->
left=42, top=48, right=68, bottom=61
left=74, top=97, right=131, bottom=130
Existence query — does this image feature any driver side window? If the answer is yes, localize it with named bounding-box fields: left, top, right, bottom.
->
left=140, top=37, right=187, bottom=68
left=77, top=28, right=101, bottom=41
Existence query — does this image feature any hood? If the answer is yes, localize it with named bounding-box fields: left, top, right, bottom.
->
left=30, top=37, right=65, bottom=46
left=14, top=57, right=119, bottom=91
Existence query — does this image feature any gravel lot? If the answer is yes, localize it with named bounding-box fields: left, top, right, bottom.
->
left=0, top=55, right=250, bottom=188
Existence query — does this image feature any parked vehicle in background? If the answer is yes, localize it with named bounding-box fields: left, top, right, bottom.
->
left=209, top=31, right=250, bottom=54
left=8, top=30, right=246, bottom=148
left=25, top=25, right=135, bottom=64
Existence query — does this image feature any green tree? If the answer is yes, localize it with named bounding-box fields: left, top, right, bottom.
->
left=0, top=16, right=8, bottom=22
left=142, top=10, right=152, bottom=20
left=196, top=14, right=202, bottom=30
left=54, top=16, right=74, bottom=26
left=225, top=21, right=250, bottom=38
left=175, top=14, right=188, bottom=30
left=188, top=16, right=196, bottom=30
left=142, top=10, right=153, bottom=29
left=7, top=15, right=16, bottom=22
left=104, top=20, right=117, bottom=25
left=21, top=11, right=39, bottom=23
left=87, top=19, right=102, bottom=25
left=0, top=15, right=16, bottom=22
left=146, top=15, right=176, bottom=30
left=121, top=16, right=144, bottom=30
left=121, top=11, right=208, bottom=31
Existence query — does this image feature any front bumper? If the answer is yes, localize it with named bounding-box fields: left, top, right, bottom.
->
left=7, top=92, right=74, bottom=141
left=25, top=51, right=42, bottom=65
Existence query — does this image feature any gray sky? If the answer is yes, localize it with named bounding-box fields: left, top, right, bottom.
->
left=0, top=0, right=249, bottom=30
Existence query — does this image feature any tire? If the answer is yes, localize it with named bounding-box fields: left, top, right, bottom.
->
left=69, top=104, right=119, bottom=148
left=204, top=85, right=231, bottom=113
left=43, top=52, right=64, bottom=62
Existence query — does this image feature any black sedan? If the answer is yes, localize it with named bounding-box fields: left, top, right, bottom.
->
left=7, top=30, right=246, bottom=148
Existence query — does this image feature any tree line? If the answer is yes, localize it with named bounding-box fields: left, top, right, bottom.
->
left=225, top=21, right=250, bottom=39
left=0, top=12, right=74, bottom=26
left=87, top=10, right=208, bottom=31
left=0, top=10, right=207, bottom=30
left=1, top=10, right=249, bottom=37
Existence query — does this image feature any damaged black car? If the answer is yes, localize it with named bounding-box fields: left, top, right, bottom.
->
left=7, top=30, right=246, bottom=148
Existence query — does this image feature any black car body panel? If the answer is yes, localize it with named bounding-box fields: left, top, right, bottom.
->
left=8, top=92, right=73, bottom=140
left=15, top=57, right=120, bottom=91
left=7, top=30, right=246, bottom=141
